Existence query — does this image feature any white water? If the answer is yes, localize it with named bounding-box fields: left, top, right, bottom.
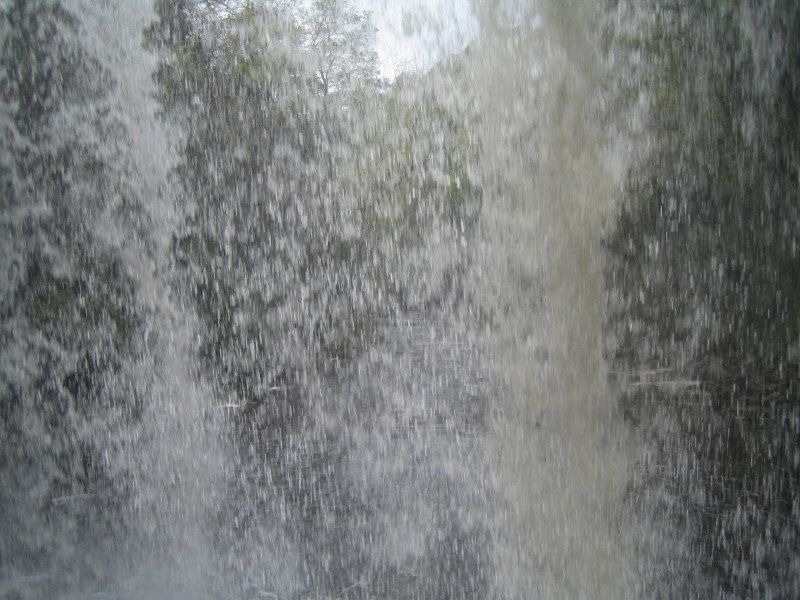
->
left=1, top=0, right=639, bottom=596
left=4, top=0, right=797, bottom=598
left=465, top=2, right=637, bottom=596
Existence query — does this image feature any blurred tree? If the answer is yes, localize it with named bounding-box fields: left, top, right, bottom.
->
left=347, top=79, right=482, bottom=314
left=146, top=2, right=482, bottom=592
left=603, top=1, right=800, bottom=596
left=300, top=0, right=381, bottom=97
left=0, top=0, right=149, bottom=592
left=147, top=0, right=481, bottom=399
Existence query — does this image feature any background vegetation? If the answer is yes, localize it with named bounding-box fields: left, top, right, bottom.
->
left=603, top=1, right=800, bottom=596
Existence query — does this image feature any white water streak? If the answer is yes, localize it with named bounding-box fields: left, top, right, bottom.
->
left=467, top=1, right=638, bottom=596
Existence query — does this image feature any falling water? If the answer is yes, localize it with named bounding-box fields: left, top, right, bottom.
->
left=1, top=0, right=798, bottom=599
left=466, top=2, right=635, bottom=596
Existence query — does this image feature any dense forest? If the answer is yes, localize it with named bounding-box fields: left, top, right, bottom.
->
left=1, top=0, right=799, bottom=598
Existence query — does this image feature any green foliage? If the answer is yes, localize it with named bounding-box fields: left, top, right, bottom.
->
left=604, top=1, right=800, bottom=595
left=349, top=83, right=481, bottom=312
left=153, top=2, right=330, bottom=401
left=607, top=0, right=800, bottom=370
left=149, top=1, right=482, bottom=405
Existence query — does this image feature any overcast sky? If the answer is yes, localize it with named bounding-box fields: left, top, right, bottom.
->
left=357, top=0, right=478, bottom=79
